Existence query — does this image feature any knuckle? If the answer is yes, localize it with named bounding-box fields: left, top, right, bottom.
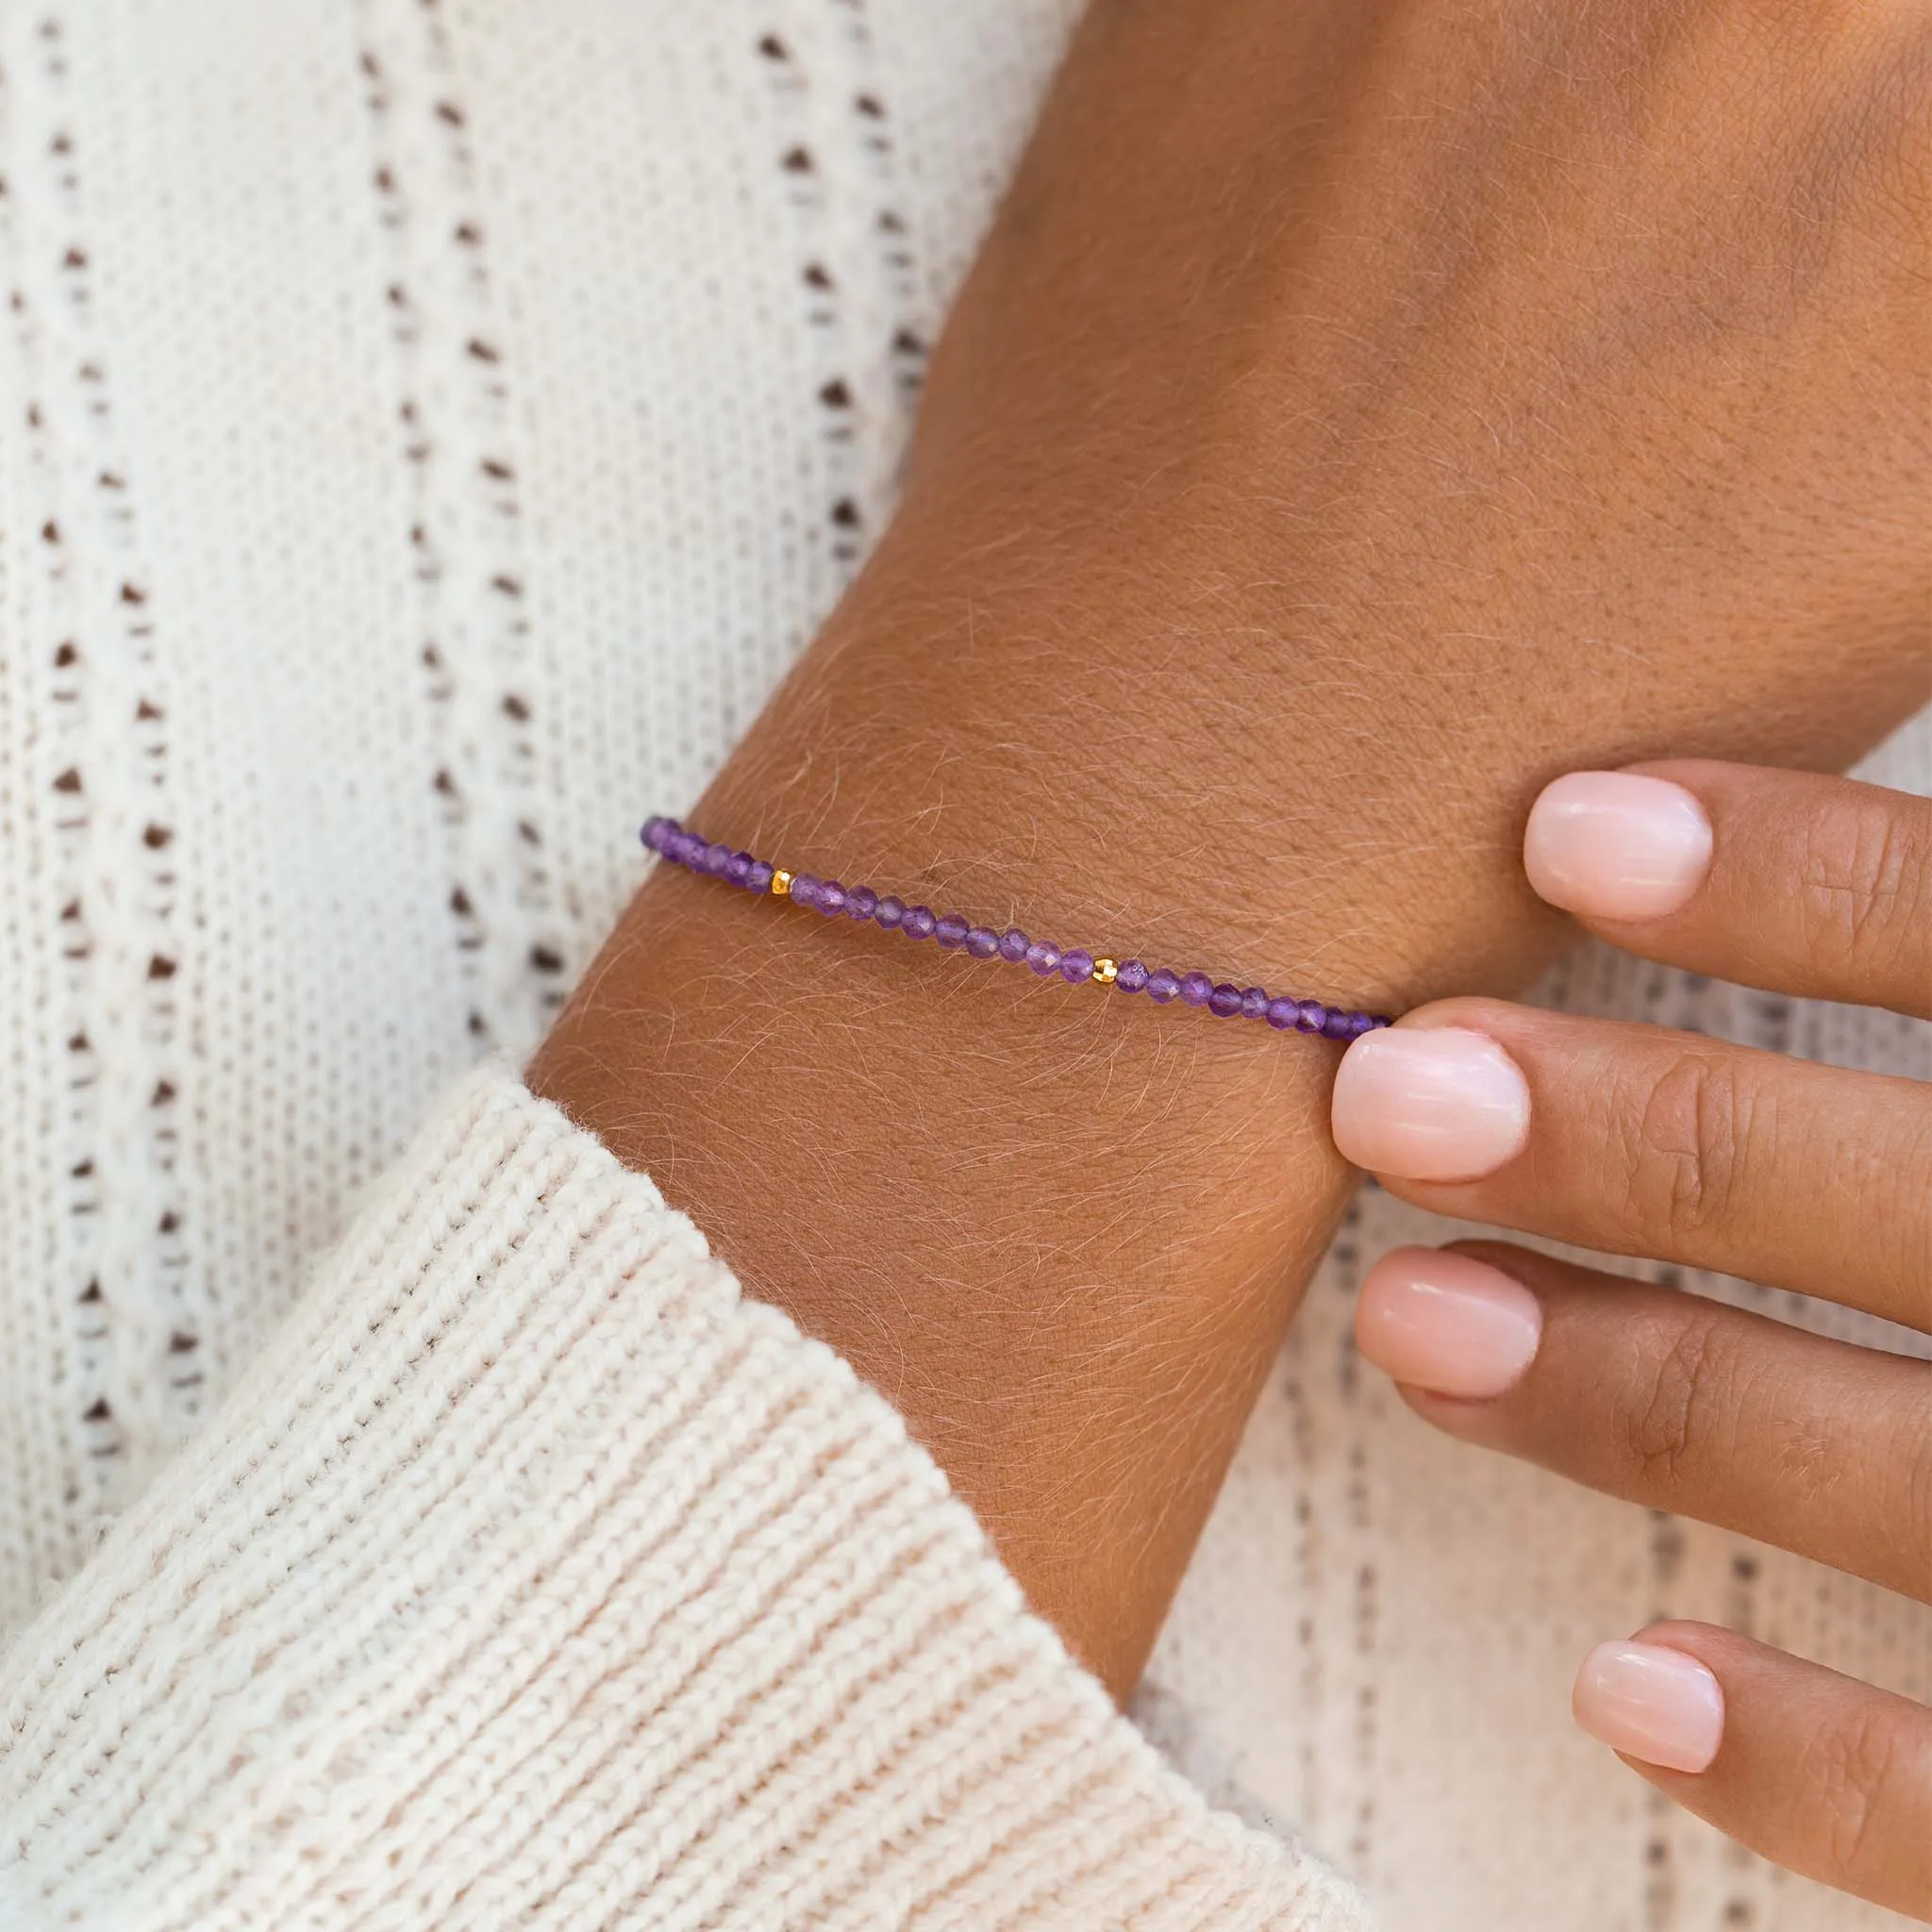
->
left=1743, top=6, right=1932, bottom=268
left=1622, top=1052, right=1755, bottom=1250
left=1795, top=1705, right=1917, bottom=1883
left=1865, top=26, right=1932, bottom=231
left=1797, top=796, right=1932, bottom=991
left=1807, top=13, right=1932, bottom=237
left=1610, top=1303, right=1739, bottom=1491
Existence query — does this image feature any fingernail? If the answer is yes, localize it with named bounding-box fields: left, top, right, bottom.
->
left=1573, top=1641, right=1724, bottom=1774
left=1330, top=1027, right=1530, bottom=1182
left=1356, top=1247, right=1541, bottom=1397
left=1524, top=772, right=1714, bottom=922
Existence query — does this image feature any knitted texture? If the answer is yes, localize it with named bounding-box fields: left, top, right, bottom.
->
left=0, top=4, right=1924, bottom=1927
left=0, top=1070, right=1372, bottom=1931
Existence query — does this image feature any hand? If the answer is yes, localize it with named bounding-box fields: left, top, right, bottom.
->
left=1333, top=758, right=1930, bottom=1919
left=535, top=2, right=1929, bottom=1697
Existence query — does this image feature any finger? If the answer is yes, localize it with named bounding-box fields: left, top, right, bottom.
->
left=1571, top=1622, right=1932, bottom=1922
left=1523, top=760, right=1932, bottom=1019
left=1330, top=1001, right=1932, bottom=1329
left=1356, top=1242, right=1932, bottom=1600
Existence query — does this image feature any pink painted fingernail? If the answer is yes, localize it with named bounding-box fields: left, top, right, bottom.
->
left=1524, top=772, right=1714, bottom=922
left=1330, top=1027, right=1530, bottom=1182
left=1573, top=1641, right=1725, bottom=1774
left=1356, top=1247, right=1541, bottom=1398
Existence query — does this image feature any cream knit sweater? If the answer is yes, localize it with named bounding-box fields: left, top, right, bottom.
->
left=0, top=4, right=1923, bottom=1928
left=0, top=1070, right=1369, bottom=1928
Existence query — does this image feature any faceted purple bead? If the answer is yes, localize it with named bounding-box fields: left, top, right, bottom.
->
left=1114, top=958, right=1149, bottom=994
left=1241, top=986, right=1269, bottom=1021
left=1060, top=949, right=1095, bottom=985
left=1145, top=968, right=1181, bottom=1004
left=701, top=841, right=732, bottom=875
left=1208, top=981, right=1243, bottom=1018
left=1179, top=971, right=1214, bottom=1008
left=669, top=829, right=703, bottom=867
left=1368, top=1013, right=1395, bottom=1030
left=746, top=858, right=774, bottom=893
left=901, top=905, right=937, bottom=941
left=792, top=874, right=822, bottom=908
left=966, top=924, right=1001, bottom=959
left=1296, top=1000, right=1327, bottom=1034
left=816, top=879, right=848, bottom=916
left=1024, top=940, right=1061, bottom=976
left=724, top=849, right=755, bottom=886
left=1346, top=1010, right=1377, bottom=1039
left=1322, top=1007, right=1356, bottom=1041
left=845, top=884, right=878, bottom=921
left=998, top=927, right=1030, bottom=963
left=1265, top=995, right=1299, bottom=1030
left=874, top=894, right=907, bottom=930
left=935, top=912, right=970, bottom=950
left=641, top=815, right=674, bottom=852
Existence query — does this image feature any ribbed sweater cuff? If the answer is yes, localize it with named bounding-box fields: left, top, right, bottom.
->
left=0, top=1069, right=1373, bottom=1930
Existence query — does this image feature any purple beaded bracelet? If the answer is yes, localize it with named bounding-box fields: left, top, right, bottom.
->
left=642, top=815, right=1394, bottom=1040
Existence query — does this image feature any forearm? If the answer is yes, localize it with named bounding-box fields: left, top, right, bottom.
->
left=529, top=0, right=1928, bottom=1695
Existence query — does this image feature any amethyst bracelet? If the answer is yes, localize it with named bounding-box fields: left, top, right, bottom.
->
left=642, top=815, right=1394, bottom=1040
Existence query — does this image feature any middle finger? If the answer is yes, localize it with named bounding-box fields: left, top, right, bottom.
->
left=1357, top=1241, right=1931, bottom=1600
left=1331, top=999, right=1931, bottom=1331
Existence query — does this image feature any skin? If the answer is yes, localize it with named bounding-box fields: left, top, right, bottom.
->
left=528, top=0, right=1929, bottom=1904
left=1345, top=760, right=1928, bottom=1917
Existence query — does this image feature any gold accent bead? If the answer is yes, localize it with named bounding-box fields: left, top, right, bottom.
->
left=1092, top=957, right=1119, bottom=986
left=770, top=868, right=793, bottom=897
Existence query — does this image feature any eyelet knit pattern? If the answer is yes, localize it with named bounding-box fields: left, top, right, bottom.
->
left=0, top=1071, right=1371, bottom=1931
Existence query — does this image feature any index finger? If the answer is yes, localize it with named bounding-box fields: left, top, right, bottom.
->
left=1524, top=761, right=1932, bottom=1019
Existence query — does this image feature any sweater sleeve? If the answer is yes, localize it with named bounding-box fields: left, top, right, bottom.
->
left=0, top=1069, right=1373, bottom=1931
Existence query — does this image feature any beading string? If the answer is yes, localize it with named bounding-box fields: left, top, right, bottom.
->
left=643, top=816, right=1394, bottom=1039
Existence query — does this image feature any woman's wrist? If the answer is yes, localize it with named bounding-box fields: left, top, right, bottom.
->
left=527, top=620, right=1363, bottom=1691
